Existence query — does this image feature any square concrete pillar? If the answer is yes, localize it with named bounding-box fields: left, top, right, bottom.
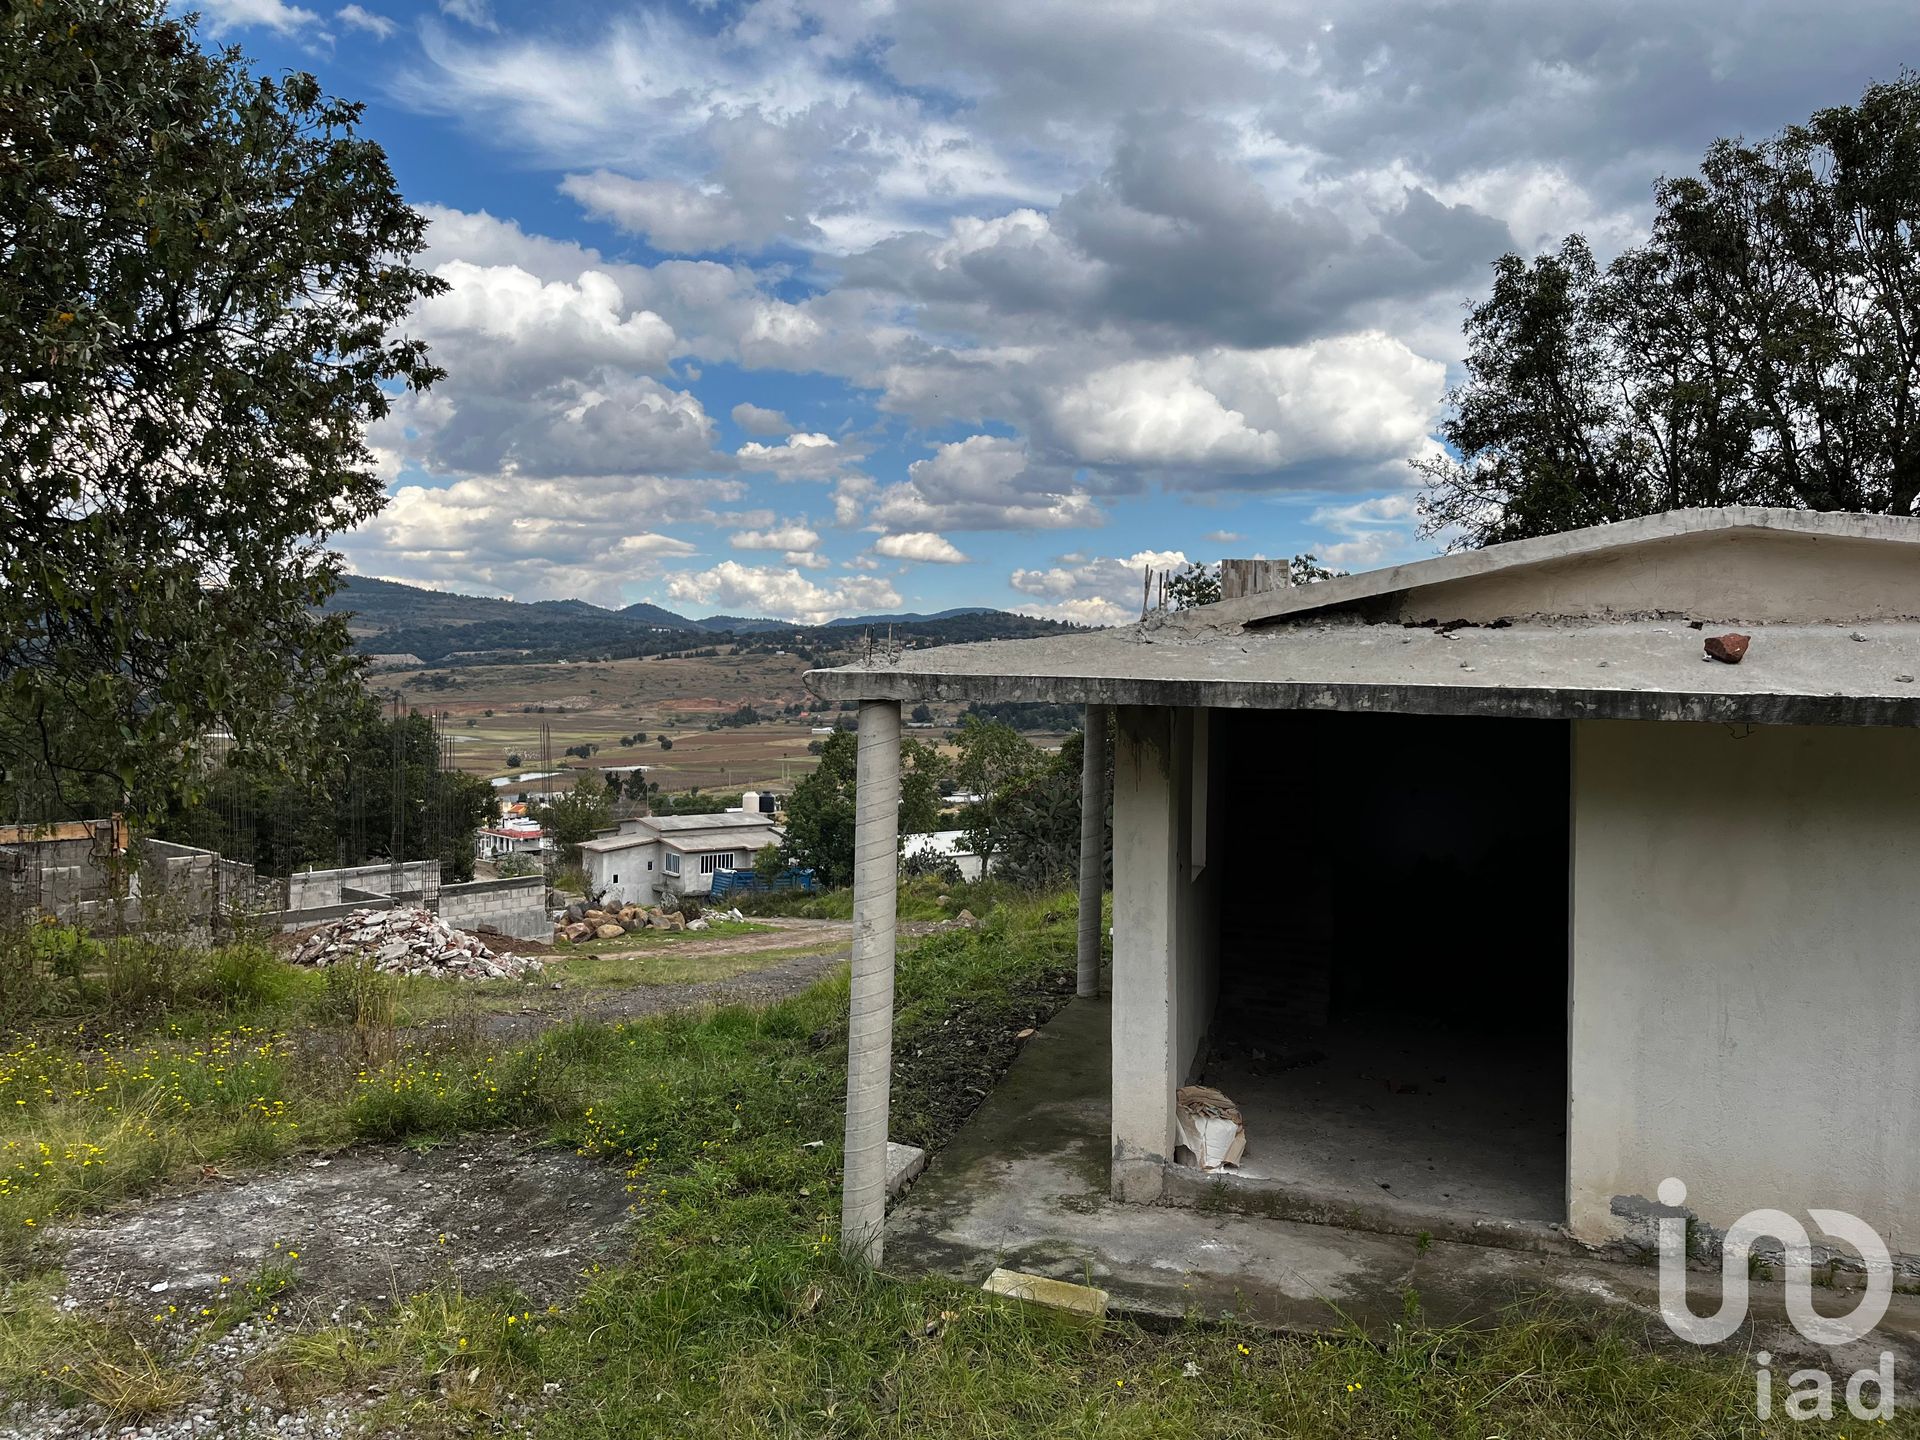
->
left=1110, top=705, right=1181, bottom=1202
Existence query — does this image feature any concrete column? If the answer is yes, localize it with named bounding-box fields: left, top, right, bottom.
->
left=841, top=698, right=901, bottom=1265
left=1109, top=705, right=1179, bottom=1202
left=1076, top=704, right=1108, bottom=997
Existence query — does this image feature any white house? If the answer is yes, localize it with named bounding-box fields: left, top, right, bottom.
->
left=901, top=829, right=991, bottom=881
left=809, top=507, right=1920, bottom=1267
left=474, top=817, right=550, bottom=860
left=578, top=812, right=782, bottom=908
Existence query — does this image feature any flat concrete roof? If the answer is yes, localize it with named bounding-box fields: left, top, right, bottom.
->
left=807, top=618, right=1920, bottom=726
left=648, top=812, right=778, bottom=833
left=1228, top=506, right=1920, bottom=629
left=578, top=833, right=655, bottom=855
left=808, top=509, right=1920, bottom=726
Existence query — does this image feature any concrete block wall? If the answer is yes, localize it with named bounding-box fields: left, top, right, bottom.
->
left=285, top=861, right=436, bottom=911
left=437, top=876, right=550, bottom=942
left=2, top=835, right=252, bottom=935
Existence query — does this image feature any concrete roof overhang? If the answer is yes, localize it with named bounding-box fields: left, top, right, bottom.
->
left=806, top=510, right=1920, bottom=727
left=806, top=619, right=1920, bottom=726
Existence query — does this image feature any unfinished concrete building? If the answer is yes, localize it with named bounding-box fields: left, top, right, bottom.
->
left=808, top=507, right=1920, bottom=1268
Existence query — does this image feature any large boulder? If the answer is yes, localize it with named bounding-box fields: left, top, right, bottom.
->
left=657, top=911, right=686, bottom=932
left=563, top=922, right=595, bottom=943
left=595, top=923, right=626, bottom=940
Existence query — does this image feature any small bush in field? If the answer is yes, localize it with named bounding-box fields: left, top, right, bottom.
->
left=199, top=939, right=290, bottom=1011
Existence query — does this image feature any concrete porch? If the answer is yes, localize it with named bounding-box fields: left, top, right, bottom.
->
left=884, top=995, right=1920, bottom=1376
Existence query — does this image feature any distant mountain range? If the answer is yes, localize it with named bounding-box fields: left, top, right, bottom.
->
left=326, top=576, right=1075, bottom=664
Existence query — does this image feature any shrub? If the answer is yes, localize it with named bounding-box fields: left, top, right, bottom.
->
left=198, top=938, right=291, bottom=1011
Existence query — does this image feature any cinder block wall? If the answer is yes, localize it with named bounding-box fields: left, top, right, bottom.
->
left=437, top=876, right=550, bottom=942
left=286, top=861, right=437, bottom=910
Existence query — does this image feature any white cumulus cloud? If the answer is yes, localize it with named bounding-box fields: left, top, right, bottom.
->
left=666, top=563, right=901, bottom=625
left=730, top=522, right=823, bottom=552
left=1045, top=334, right=1444, bottom=481
left=731, top=402, right=793, bottom=435
left=872, top=532, right=970, bottom=564
left=735, top=432, right=847, bottom=480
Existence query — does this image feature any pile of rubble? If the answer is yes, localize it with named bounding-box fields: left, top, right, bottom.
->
left=554, top=902, right=745, bottom=943
left=289, top=907, right=545, bottom=981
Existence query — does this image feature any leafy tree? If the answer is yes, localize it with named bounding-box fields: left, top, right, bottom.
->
left=0, top=1, right=443, bottom=818
left=994, top=729, right=1114, bottom=889
left=535, top=776, right=614, bottom=862
left=781, top=730, right=946, bottom=887
left=159, top=702, right=492, bottom=880
left=1419, top=74, right=1920, bottom=547
left=953, top=715, right=1046, bottom=869
left=1289, top=553, right=1344, bottom=585
left=505, top=752, right=523, bottom=769
left=658, top=736, right=674, bottom=751
left=752, top=844, right=785, bottom=885
left=1165, top=563, right=1222, bottom=610
left=909, top=703, right=935, bottom=724
left=1167, top=557, right=1345, bottom=609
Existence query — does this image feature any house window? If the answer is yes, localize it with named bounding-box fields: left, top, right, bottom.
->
left=612, top=874, right=619, bottom=885
left=665, top=853, right=680, bottom=876
left=646, top=860, right=653, bottom=871
left=698, top=850, right=737, bottom=874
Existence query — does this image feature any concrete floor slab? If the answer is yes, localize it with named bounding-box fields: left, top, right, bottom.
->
left=1200, top=1023, right=1564, bottom=1223
left=884, top=996, right=1920, bottom=1380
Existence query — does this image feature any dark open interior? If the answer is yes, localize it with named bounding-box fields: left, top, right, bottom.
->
left=1204, top=710, right=1571, bottom=1222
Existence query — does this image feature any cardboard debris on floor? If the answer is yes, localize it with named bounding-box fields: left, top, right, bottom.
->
left=290, top=906, right=544, bottom=980
left=1175, top=1084, right=1247, bottom=1170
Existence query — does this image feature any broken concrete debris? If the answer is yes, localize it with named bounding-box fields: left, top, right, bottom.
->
left=1175, top=1085, right=1247, bottom=1170
left=290, top=907, right=543, bottom=980
left=1704, top=631, right=1752, bottom=664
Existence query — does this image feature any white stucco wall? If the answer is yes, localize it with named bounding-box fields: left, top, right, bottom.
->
left=1569, top=719, right=1920, bottom=1254
left=585, top=843, right=660, bottom=907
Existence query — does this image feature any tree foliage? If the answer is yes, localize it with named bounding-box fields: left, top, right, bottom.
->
left=992, top=729, right=1112, bottom=890
left=536, top=776, right=615, bottom=861
left=159, top=702, right=493, bottom=881
left=1419, top=75, right=1920, bottom=547
left=781, top=729, right=946, bottom=888
left=1165, top=556, right=1347, bottom=610
left=0, top=1, right=443, bottom=817
left=952, top=715, right=1047, bottom=869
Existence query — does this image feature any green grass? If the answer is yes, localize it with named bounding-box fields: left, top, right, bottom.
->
left=736, top=874, right=1007, bottom=922
left=541, top=943, right=844, bottom=990
left=0, top=896, right=1861, bottom=1437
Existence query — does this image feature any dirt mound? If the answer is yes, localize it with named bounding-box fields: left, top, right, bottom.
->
left=289, top=906, right=544, bottom=980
